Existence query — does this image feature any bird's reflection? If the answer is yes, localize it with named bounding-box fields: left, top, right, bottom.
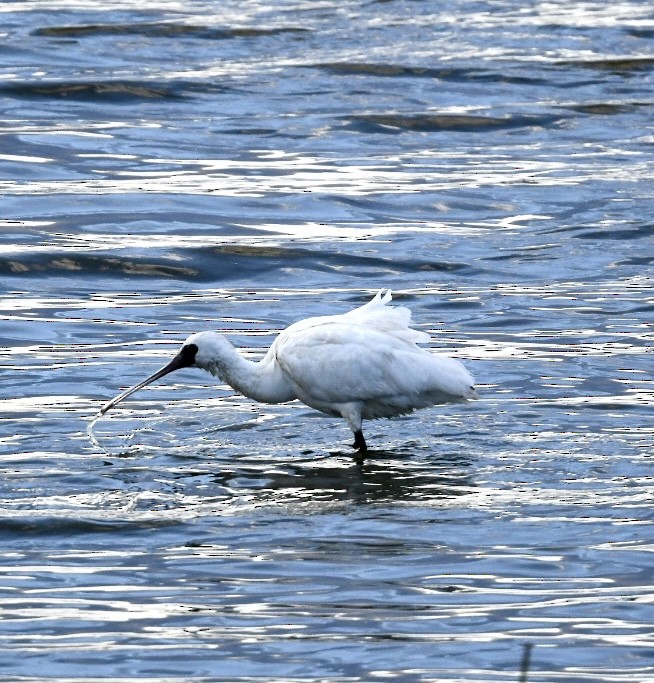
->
left=211, top=448, right=476, bottom=505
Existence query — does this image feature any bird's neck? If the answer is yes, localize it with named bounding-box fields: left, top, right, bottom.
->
left=201, top=341, right=295, bottom=405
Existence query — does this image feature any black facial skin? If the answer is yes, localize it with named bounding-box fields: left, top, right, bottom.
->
left=176, top=343, right=198, bottom=369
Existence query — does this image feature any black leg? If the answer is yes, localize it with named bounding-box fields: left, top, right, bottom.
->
left=351, top=429, right=367, bottom=453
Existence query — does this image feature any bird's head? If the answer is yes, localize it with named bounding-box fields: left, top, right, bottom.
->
left=98, top=331, right=228, bottom=416
left=181, top=331, right=232, bottom=370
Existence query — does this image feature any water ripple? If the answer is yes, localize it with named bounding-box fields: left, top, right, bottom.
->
left=2, top=0, right=654, bottom=680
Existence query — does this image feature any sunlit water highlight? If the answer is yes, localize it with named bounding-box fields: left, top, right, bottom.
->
left=1, top=1, right=653, bottom=681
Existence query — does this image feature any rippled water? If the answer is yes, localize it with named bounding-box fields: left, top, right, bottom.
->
left=1, top=1, right=653, bottom=681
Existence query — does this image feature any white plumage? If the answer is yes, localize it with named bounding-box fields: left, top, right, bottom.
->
left=99, top=290, right=476, bottom=452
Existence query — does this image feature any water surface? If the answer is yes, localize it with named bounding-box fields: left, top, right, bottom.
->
left=1, top=1, right=653, bottom=681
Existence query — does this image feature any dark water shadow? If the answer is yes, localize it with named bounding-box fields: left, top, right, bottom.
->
left=341, top=112, right=566, bottom=134
left=310, top=61, right=550, bottom=86
left=33, top=23, right=309, bottom=40
left=0, top=243, right=477, bottom=282
left=0, top=79, right=233, bottom=102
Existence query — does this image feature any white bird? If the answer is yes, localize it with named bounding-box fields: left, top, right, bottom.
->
left=99, top=290, right=476, bottom=452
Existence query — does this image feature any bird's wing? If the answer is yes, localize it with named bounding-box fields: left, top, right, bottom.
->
left=281, top=290, right=430, bottom=346
left=272, top=321, right=474, bottom=407
left=341, top=289, right=430, bottom=344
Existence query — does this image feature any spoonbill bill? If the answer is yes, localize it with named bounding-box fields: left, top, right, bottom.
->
left=99, top=290, right=476, bottom=452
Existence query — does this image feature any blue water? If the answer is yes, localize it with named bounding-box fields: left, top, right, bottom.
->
left=1, top=1, right=653, bottom=681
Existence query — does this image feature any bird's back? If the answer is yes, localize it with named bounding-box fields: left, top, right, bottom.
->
left=269, top=291, right=475, bottom=418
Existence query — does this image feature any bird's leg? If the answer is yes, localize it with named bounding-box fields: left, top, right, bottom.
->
left=340, top=403, right=367, bottom=453
left=352, top=429, right=367, bottom=453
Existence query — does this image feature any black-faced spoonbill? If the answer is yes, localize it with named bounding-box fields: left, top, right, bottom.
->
left=98, top=290, right=476, bottom=452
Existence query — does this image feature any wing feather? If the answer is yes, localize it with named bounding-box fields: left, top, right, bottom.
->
left=342, top=289, right=430, bottom=344
left=274, top=322, right=473, bottom=408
